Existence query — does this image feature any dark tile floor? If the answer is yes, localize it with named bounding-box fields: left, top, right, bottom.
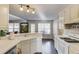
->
left=42, top=39, right=58, bottom=54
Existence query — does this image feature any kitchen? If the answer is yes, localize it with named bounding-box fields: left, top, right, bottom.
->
left=0, top=4, right=79, bottom=54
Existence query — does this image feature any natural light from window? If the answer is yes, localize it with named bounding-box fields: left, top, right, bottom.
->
left=38, top=23, right=50, bottom=34
left=9, top=23, right=20, bottom=32
left=31, top=24, right=35, bottom=33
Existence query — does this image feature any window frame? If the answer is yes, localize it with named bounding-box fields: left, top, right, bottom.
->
left=38, top=23, right=51, bottom=34
left=31, top=24, right=35, bottom=33
left=9, top=23, right=20, bottom=32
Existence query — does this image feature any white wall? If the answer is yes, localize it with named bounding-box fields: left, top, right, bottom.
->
left=0, top=4, right=9, bottom=30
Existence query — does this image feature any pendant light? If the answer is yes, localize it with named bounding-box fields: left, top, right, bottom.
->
left=20, top=4, right=23, bottom=11
left=32, top=8, right=35, bottom=14
left=26, top=5, right=30, bottom=13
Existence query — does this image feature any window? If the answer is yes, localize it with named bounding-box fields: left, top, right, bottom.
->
left=38, top=23, right=50, bottom=34
left=14, top=23, right=20, bottom=32
left=9, top=23, right=20, bottom=32
left=9, top=23, right=13, bottom=32
left=31, top=24, right=35, bottom=33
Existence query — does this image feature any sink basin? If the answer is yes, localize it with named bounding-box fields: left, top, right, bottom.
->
left=60, top=37, right=79, bottom=43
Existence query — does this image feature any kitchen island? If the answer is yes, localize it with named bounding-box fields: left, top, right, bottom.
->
left=0, top=33, right=42, bottom=54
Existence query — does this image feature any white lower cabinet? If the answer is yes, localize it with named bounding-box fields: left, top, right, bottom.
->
left=21, top=40, right=31, bottom=54
left=54, top=38, right=59, bottom=51
left=16, top=40, right=31, bottom=54
left=58, top=41, right=68, bottom=54
left=55, top=38, right=69, bottom=54
left=16, top=38, right=42, bottom=54
left=30, top=38, right=42, bottom=53
left=69, top=44, right=79, bottom=54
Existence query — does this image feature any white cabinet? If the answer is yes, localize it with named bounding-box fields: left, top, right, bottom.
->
left=55, top=38, right=69, bottom=54
left=59, top=5, right=79, bottom=24
left=55, top=37, right=79, bottom=54
left=30, top=38, right=42, bottom=53
left=21, top=40, right=31, bottom=54
left=70, top=5, right=79, bottom=19
left=58, top=40, right=68, bottom=54
left=16, top=40, right=30, bottom=54
left=64, top=7, right=71, bottom=24
left=54, top=38, right=59, bottom=51
left=16, top=38, right=42, bottom=54
left=69, top=44, right=79, bottom=54
left=0, top=5, right=9, bottom=30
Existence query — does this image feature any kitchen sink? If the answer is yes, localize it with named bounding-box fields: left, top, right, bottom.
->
left=60, top=37, right=79, bottom=43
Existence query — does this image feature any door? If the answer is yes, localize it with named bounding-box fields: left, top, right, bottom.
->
left=20, top=23, right=28, bottom=33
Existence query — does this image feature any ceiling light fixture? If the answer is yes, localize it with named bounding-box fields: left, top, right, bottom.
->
left=20, top=4, right=23, bottom=11
left=27, top=9, right=30, bottom=13
left=19, top=4, right=36, bottom=14
left=26, top=5, right=30, bottom=13
left=32, top=8, right=35, bottom=14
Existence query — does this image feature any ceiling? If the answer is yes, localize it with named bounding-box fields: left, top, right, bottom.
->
left=9, top=4, right=68, bottom=21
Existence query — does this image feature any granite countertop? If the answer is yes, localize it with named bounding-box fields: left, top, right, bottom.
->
left=0, top=33, right=42, bottom=54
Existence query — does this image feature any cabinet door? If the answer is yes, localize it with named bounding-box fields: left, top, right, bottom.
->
left=70, top=5, right=79, bottom=20
left=30, top=39, right=37, bottom=53
left=22, top=40, right=31, bottom=54
left=59, top=42, right=68, bottom=54
left=69, top=44, right=79, bottom=54
left=54, top=39, right=59, bottom=51
left=57, top=39, right=63, bottom=54
left=30, top=38, right=42, bottom=54
left=16, top=38, right=42, bottom=54
left=57, top=39, right=69, bottom=54
left=64, top=7, right=71, bottom=24
left=0, top=5, right=9, bottom=30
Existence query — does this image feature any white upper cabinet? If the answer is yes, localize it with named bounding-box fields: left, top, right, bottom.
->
left=70, top=5, right=79, bottom=19
left=0, top=5, right=9, bottom=30
left=64, top=7, right=71, bottom=24
left=59, top=5, right=79, bottom=24
left=70, top=5, right=79, bottom=23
